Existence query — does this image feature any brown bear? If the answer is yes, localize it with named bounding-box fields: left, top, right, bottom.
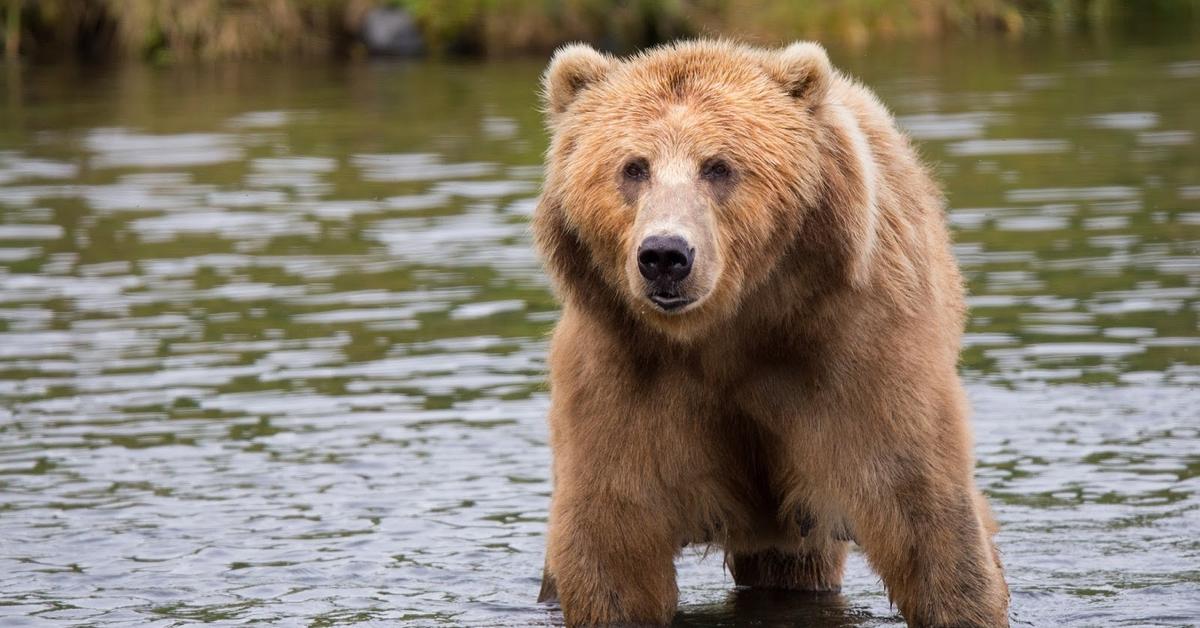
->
left=532, top=39, right=1009, bottom=628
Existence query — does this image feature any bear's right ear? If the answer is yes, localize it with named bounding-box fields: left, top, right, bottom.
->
left=542, top=44, right=615, bottom=121
left=760, top=41, right=832, bottom=104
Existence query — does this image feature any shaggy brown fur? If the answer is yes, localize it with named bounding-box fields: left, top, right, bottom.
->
left=532, top=39, right=1009, bottom=627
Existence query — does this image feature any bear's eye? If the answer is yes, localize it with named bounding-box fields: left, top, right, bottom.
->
left=701, top=159, right=732, bottom=181
left=622, top=159, right=649, bottom=182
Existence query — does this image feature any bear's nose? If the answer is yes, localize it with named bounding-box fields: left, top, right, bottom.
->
left=637, top=235, right=693, bottom=282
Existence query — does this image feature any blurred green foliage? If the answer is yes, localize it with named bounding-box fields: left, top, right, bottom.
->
left=389, top=0, right=694, bottom=54
left=3, top=0, right=362, bottom=61
left=2, top=0, right=1199, bottom=61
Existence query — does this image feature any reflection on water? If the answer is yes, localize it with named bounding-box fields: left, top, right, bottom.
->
left=0, top=36, right=1197, bottom=626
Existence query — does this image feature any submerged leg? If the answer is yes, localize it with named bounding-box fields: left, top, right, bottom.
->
left=728, top=539, right=848, bottom=592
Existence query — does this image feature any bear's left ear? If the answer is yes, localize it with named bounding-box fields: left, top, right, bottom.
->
left=542, top=44, right=616, bottom=122
left=761, top=41, right=832, bottom=103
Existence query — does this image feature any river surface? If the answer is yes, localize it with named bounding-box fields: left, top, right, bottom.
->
left=0, top=35, right=1197, bottom=626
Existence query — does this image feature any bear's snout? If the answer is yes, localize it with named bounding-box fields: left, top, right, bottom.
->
left=637, top=235, right=693, bottom=282
left=636, top=234, right=695, bottom=311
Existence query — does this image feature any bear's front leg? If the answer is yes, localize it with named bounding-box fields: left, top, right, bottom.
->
left=538, top=313, right=709, bottom=625
left=845, top=447, right=1009, bottom=628
left=546, top=488, right=679, bottom=626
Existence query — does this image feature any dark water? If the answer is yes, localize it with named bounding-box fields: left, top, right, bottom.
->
left=0, top=36, right=1197, bottom=626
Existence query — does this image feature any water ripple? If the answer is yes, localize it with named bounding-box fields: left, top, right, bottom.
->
left=0, top=41, right=1196, bottom=627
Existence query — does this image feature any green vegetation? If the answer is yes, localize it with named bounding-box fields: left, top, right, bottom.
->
left=4, top=0, right=360, bottom=61
left=2, top=0, right=1199, bottom=61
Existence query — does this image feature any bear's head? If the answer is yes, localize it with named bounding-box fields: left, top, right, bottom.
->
left=533, top=40, right=878, bottom=341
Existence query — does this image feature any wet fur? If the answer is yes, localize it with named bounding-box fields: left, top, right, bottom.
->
left=533, top=40, right=1009, bottom=627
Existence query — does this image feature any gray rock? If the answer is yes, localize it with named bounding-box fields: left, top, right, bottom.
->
left=361, top=7, right=424, bottom=56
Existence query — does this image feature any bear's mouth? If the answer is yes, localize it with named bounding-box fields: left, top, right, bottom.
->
left=647, top=292, right=694, bottom=312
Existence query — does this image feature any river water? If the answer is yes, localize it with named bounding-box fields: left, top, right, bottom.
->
left=0, top=35, right=1197, bottom=626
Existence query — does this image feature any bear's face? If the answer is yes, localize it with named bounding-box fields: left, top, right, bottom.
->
left=536, top=41, right=860, bottom=340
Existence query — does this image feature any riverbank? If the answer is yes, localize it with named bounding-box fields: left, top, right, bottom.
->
left=4, top=0, right=1199, bottom=62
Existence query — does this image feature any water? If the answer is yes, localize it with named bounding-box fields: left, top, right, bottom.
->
left=0, top=35, right=1197, bottom=626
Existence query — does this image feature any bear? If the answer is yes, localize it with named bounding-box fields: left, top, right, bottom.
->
left=531, top=39, right=1009, bottom=628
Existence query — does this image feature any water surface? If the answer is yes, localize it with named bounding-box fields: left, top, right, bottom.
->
left=0, top=36, right=1197, bottom=626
